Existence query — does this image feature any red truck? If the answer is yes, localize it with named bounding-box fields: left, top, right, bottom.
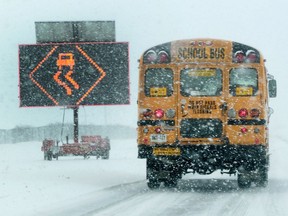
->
left=41, top=136, right=110, bottom=160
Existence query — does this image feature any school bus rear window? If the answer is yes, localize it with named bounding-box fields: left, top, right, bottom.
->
left=180, top=68, right=222, bottom=97
left=229, top=68, right=258, bottom=96
left=144, top=68, right=173, bottom=97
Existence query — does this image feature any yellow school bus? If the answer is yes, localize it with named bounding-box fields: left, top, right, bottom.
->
left=137, top=39, right=277, bottom=189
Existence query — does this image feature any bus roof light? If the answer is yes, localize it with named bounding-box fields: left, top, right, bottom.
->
left=246, top=50, right=257, bottom=63
left=158, top=50, right=170, bottom=63
left=144, top=50, right=157, bottom=63
left=233, top=50, right=245, bottom=63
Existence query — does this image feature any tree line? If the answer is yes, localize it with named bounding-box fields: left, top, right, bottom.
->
left=0, top=123, right=136, bottom=144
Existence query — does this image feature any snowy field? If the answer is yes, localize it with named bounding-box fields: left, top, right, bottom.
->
left=1, top=133, right=288, bottom=216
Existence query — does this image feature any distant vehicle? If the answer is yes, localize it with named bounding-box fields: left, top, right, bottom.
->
left=56, top=53, right=75, bottom=70
left=41, top=136, right=110, bottom=160
left=41, top=139, right=55, bottom=160
left=137, top=38, right=277, bottom=189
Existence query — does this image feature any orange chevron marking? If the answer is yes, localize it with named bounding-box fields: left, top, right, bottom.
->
left=65, top=70, right=79, bottom=90
left=75, top=45, right=106, bottom=105
left=29, top=46, right=59, bottom=105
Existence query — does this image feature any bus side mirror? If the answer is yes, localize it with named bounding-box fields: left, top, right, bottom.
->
left=268, top=79, right=277, bottom=98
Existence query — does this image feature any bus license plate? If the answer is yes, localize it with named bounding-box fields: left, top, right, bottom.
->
left=153, top=147, right=181, bottom=156
left=150, top=134, right=167, bottom=143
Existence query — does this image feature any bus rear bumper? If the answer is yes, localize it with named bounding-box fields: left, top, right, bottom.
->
left=138, top=144, right=268, bottom=174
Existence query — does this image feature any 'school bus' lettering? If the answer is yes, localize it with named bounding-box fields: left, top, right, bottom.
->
left=178, top=47, right=225, bottom=60
left=137, top=38, right=277, bottom=189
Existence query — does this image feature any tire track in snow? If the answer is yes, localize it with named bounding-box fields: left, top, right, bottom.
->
left=211, top=190, right=251, bottom=216
left=87, top=178, right=241, bottom=216
left=82, top=181, right=151, bottom=216
left=37, top=173, right=288, bottom=216
left=37, top=180, right=148, bottom=216
left=263, top=179, right=288, bottom=216
left=207, top=181, right=288, bottom=216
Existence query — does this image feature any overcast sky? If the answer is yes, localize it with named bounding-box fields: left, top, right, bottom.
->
left=0, top=0, right=286, bottom=131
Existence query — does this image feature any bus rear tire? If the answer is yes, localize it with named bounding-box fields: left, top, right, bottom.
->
left=147, top=179, right=161, bottom=189
left=237, top=173, right=252, bottom=189
left=164, top=178, right=177, bottom=188
left=255, top=168, right=268, bottom=187
left=147, top=158, right=161, bottom=189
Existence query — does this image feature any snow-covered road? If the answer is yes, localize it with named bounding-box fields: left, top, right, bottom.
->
left=85, top=179, right=288, bottom=216
left=1, top=134, right=288, bottom=216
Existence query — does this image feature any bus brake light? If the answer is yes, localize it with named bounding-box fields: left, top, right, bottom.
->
left=155, top=127, right=161, bottom=133
left=142, top=108, right=153, bottom=118
left=241, top=127, right=248, bottom=134
left=154, top=109, right=165, bottom=118
left=250, top=108, right=260, bottom=118
left=238, top=108, right=248, bottom=118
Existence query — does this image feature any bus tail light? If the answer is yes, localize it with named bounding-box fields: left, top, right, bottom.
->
left=250, top=108, right=260, bottom=118
left=142, top=108, right=153, bottom=118
left=154, top=109, right=165, bottom=118
left=238, top=108, right=248, bottom=118
left=241, top=127, right=248, bottom=134
left=155, top=127, right=161, bottom=133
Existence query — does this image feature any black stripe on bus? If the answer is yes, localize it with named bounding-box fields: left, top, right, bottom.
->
left=137, top=120, right=175, bottom=126
left=227, top=119, right=266, bottom=125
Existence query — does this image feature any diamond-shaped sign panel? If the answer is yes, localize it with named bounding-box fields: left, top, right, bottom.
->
left=19, top=43, right=129, bottom=107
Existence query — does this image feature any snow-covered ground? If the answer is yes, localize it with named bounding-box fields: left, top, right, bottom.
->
left=1, top=133, right=288, bottom=216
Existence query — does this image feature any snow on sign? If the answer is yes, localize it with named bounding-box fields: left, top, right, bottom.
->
left=19, top=42, right=129, bottom=107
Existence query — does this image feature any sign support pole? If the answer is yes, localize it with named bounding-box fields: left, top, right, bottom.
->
left=73, top=106, right=79, bottom=143
left=71, top=24, right=80, bottom=144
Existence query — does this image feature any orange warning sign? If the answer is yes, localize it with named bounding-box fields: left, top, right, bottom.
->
left=19, top=43, right=129, bottom=107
